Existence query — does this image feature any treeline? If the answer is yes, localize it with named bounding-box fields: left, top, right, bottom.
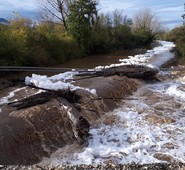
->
left=163, top=26, right=185, bottom=62
left=0, top=18, right=82, bottom=66
left=0, top=0, right=163, bottom=66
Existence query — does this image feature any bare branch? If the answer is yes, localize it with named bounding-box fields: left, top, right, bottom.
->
left=36, top=0, right=73, bottom=30
left=133, top=8, right=164, bottom=35
left=42, top=5, right=63, bottom=22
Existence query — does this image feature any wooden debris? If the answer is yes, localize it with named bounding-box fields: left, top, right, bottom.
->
left=7, top=85, right=81, bottom=110
left=7, top=91, right=55, bottom=109
left=76, top=65, right=159, bottom=80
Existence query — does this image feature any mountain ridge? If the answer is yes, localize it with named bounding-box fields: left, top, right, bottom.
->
left=0, top=18, right=9, bottom=25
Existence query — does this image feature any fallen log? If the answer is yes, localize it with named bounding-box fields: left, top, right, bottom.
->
left=7, top=85, right=137, bottom=110
left=7, top=91, right=55, bottom=110
left=6, top=65, right=153, bottom=110
left=7, top=84, right=81, bottom=110
left=76, top=65, right=159, bottom=80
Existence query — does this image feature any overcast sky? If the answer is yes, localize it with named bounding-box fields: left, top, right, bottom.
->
left=0, top=0, right=184, bottom=29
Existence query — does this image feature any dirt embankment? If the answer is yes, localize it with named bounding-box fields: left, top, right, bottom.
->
left=0, top=75, right=142, bottom=165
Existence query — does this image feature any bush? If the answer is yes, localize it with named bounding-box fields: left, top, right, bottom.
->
left=0, top=24, right=30, bottom=66
left=111, top=25, right=133, bottom=50
left=132, top=29, right=153, bottom=47
left=165, top=26, right=185, bottom=58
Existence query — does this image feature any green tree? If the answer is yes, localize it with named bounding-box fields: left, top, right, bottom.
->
left=110, top=10, right=133, bottom=49
left=111, top=25, right=132, bottom=50
left=28, top=22, right=82, bottom=65
left=112, top=10, right=132, bottom=27
left=67, top=0, right=98, bottom=54
left=0, top=14, right=82, bottom=66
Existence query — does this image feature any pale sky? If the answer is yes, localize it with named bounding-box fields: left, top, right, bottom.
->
left=0, top=0, right=184, bottom=29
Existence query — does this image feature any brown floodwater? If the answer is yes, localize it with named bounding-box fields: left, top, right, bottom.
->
left=0, top=48, right=148, bottom=81
left=56, top=49, right=147, bottom=69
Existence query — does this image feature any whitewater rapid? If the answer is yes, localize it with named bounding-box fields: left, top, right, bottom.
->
left=39, top=70, right=185, bottom=165
left=2, top=40, right=183, bottom=165
left=35, top=40, right=185, bottom=166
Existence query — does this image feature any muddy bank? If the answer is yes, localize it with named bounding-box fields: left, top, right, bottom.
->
left=0, top=75, right=142, bottom=165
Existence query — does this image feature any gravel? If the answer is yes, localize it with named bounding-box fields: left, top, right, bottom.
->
left=1, top=163, right=185, bottom=170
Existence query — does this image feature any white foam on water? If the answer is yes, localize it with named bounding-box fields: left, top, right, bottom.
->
left=95, top=40, right=175, bottom=69
left=24, top=41, right=175, bottom=98
left=36, top=41, right=182, bottom=166
left=0, top=40, right=179, bottom=165
left=146, top=81, right=185, bottom=101
left=40, top=78, right=185, bottom=166
left=25, top=72, right=78, bottom=91
left=25, top=72, right=97, bottom=96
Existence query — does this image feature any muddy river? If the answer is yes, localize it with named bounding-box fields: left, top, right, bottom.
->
left=37, top=41, right=185, bottom=166
left=2, top=40, right=185, bottom=166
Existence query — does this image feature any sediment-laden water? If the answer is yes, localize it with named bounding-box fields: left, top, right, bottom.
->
left=36, top=40, right=185, bottom=166
left=1, top=40, right=183, bottom=167
left=38, top=67, right=185, bottom=166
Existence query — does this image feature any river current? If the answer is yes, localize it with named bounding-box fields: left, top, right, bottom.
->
left=1, top=40, right=185, bottom=165
left=36, top=41, right=185, bottom=165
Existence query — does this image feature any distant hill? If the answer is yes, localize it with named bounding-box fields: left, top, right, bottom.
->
left=0, top=18, right=9, bottom=25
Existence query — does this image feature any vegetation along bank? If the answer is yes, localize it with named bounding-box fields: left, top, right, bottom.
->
left=0, top=0, right=165, bottom=67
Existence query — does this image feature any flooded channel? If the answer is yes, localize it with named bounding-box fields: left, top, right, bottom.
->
left=57, top=49, right=147, bottom=69
left=2, top=40, right=184, bottom=165
left=35, top=41, right=185, bottom=166
left=37, top=65, right=185, bottom=165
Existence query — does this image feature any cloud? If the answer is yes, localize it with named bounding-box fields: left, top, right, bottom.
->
left=99, top=0, right=137, bottom=13
left=155, top=5, right=183, bottom=27
left=0, top=0, right=184, bottom=29
left=0, top=0, right=39, bottom=19
left=157, top=6, right=183, bottom=12
left=0, top=0, right=38, bottom=10
left=98, top=0, right=184, bottom=29
left=162, top=19, right=182, bottom=25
